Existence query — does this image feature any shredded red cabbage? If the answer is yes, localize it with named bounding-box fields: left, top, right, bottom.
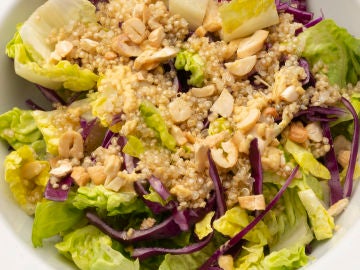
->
left=44, top=176, right=73, bottom=202
left=131, top=232, right=213, bottom=260
left=208, top=150, right=227, bottom=217
left=199, top=165, right=299, bottom=269
left=101, top=130, right=117, bottom=148
left=35, top=84, right=66, bottom=105
left=277, top=3, right=313, bottom=24
left=80, top=118, right=98, bottom=140
left=322, top=122, right=343, bottom=205
left=341, top=97, right=360, bottom=197
left=134, top=180, right=177, bottom=214
left=25, top=99, right=45, bottom=111
left=249, top=138, right=263, bottom=195
left=294, top=106, right=346, bottom=120
left=298, top=58, right=315, bottom=86
left=148, top=175, right=171, bottom=201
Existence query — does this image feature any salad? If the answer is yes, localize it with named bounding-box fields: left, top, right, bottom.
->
left=1, top=0, right=360, bottom=269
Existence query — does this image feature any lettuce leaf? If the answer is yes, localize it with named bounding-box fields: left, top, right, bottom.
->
left=139, top=101, right=177, bottom=151
left=55, top=225, right=139, bottom=270
left=260, top=244, right=309, bottom=270
left=5, top=0, right=98, bottom=91
left=195, top=211, right=215, bottom=240
left=285, top=139, right=331, bottom=180
left=298, top=19, right=360, bottom=87
left=32, top=198, right=84, bottom=247
left=298, top=189, right=335, bottom=240
left=0, top=107, right=46, bottom=155
left=174, top=51, right=205, bottom=87
left=122, top=135, right=145, bottom=158
left=4, top=145, right=50, bottom=215
left=72, top=185, right=147, bottom=216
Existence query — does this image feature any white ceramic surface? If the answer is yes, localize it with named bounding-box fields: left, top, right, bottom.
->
left=0, top=1, right=359, bottom=269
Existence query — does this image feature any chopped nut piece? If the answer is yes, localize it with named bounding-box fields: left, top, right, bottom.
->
left=171, top=125, right=188, bottom=145
left=134, top=47, right=179, bottom=70
left=305, top=122, right=323, bottom=142
left=262, top=107, right=278, bottom=119
left=236, top=30, right=269, bottom=58
left=337, top=150, right=351, bottom=168
left=190, top=85, right=216, bottom=98
left=225, top=55, right=257, bottom=77
left=194, top=143, right=209, bottom=172
left=87, top=166, right=107, bottom=185
left=111, top=34, right=142, bottom=57
left=148, top=27, right=165, bottom=48
left=54, top=40, right=73, bottom=58
left=58, top=130, right=84, bottom=160
left=168, top=98, right=192, bottom=123
left=288, top=122, right=308, bottom=144
left=280, top=85, right=299, bottom=102
left=210, top=139, right=238, bottom=169
left=328, top=198, right=349, bottom=217
left=79, top=38, right=99, bottom=53
left=122, top=17, right=147, bottom=44
left=238, top=194, right=266, bottom=211
left=50, top=162, right=72, bottom=178
left=234, top=106, right=261, bottom=134
left=210, top=89, right=234, bottom=117
left=71, top=166, right=90, bottom=186
left=194, top=26, right=207, bottom=37
left=218, top=255, right=234, bottom=270
left=203, top=0, right=222, bottom=32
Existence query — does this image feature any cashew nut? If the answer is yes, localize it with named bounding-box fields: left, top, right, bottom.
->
left=111, top=34, right=142, bottom=57
left=210, top=139, right=238, bottom=169
left=134, top=47, right=179, bottom=70
left=104, top=155, right=122, bottom=180
left=280, top=85, right=300, bottom=102
left=203, top=0, right=222, bottom=32
left=79, top=38, right=99, bottom=53
left=87, top=165, right=107, bottom=185
left=50, top=161, right=72, bottom=178
left=236, top=30, right=269, bottom=58
left=148, top=27, right=165, bottom=48
left=288, top=122, right=308, bottom=144
left=238, top=194, right=266, bottom=211
left=337, top=150, right=351, bottom=168
left=58, top=130, right=84, bottom=160
left=71, top=166, right=90, bottom=186
left=327, top=198, right=349, bottom=217
left=234, top=106, right=261, bottom=134
left=333, top=135, right=352, bottom=155
left=305, top=122, right=323, bottom=142
left=225, top=55, right=257, bottom=77
left=168, top=98, right=192, bottom=123
left=210, top=89, right=234, bottom=117
left=122, top=17, right=147, bottom=44
left=190, top=84, right=216, bottom=98
left=194, top=143, right=209, bottom=172
left=171, top=125, right=188, bottom=145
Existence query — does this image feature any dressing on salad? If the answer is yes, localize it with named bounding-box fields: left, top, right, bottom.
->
left=2, top=0, right=360, bottom=269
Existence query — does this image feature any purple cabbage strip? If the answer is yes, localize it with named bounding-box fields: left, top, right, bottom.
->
left=294, top=106, right=346, bottom=119
left=101, top=129, right=117, bottom=148
left=298, top=58, right=313, bottom=86
left=341, top=97, right=360, bottom=197
left=249, top=138, right=263, bottom=195
left=86, top=211, right=181, bottom=243
left=25, top=99, right=45, bottom=111
left=35, top=84, right=66, bottom=105
left=322, top=122, right=343, bottom=205
left=131, top=232, right=214, bottom=260
left=148, top=175, right=171, bottom=201
left=44, top=175, right=73, bottom=202
left=133, top=181, right=177, bottom=214
left=208, top=150, right=226, bottom=217
left=276, top=2, right=313, bottom=24
left=116, top=135, right=138, bottom=173
left=80, top=118, right=98, bottom=140
left=199, top=165, right=299, bottom=269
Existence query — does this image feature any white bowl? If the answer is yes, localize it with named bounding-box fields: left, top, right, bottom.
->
left=0, top=1, right=359, bottom=269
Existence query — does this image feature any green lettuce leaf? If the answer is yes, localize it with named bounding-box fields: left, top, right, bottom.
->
left=72, top=185, right=147, bottom=216
left=32, top=198, right=84, bottom=247
left=174, top=51, right=205, bottom=87
left=139, top=101, right=177, bottom=151
left=0, top=107, right=46, bottom=155
left=260, top=244, right=309, bottom=270
left=122, top=135, right=145, bottom=158
left=56, top=225, right=139, bottom=270
left=5, top=0, right=98, bottom=91
left=285, top=139, right=331, bottom=180
left=195, top=211, right=215, bottom=240
left=4, top=145, right=50, bottom=215
left=298, top=189, right=335, bottom=240
left=298, top=19, right=360, bottom=87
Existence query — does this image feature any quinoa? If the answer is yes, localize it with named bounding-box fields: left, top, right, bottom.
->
left=43, top=0, right=360, bottom=210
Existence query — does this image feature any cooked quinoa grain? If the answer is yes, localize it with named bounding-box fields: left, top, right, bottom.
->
left=40, top=0, right=360, bottom=209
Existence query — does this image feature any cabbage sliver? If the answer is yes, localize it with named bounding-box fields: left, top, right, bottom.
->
left=6, top=0, right=98, bottom=91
